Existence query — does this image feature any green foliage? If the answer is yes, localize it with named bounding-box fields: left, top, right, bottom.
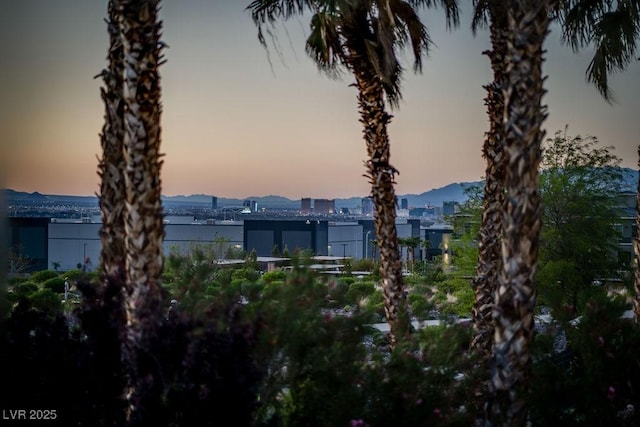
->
left=449, top=186, right=481, bottom=274
left=232, top=267, right=260, bottom=283
left=345, top=281, right=375, bottom=304
left=163, top=245, right=235, bottom=318
left=12, top=281, right=39, bottom=298
left=326, top=279, right=351, bottom=306
left=449, top=182, right=482, bottom=266
left=408, top=293, right=435, bottom=321
left=31, top=270, right=59, bottom=283
left=351, top=258, right=375, bottom=272
left=529, top=294, right=640, bottom=425
left=63, top=269, right=84, bottom=281
left=271, top=244, right=281, bottom=257
left=29, top=289, right=63, bottom=316
left=434, top=277, right=474, bottom=317
left=361, top=325, right=479, bottom=426
left=426, top=265, right=447, bottom=284
left=538, top=127, right=625, bottom=313
left=245, top=248, right=259, bottom=270
left=16, top=250, right=640, bottom=425
left=261, top=270, right=286, bottom=284
left=249, top=266, right=382, bottom=426
left=43, top=277, right=66, bottom=293
left=9, top=276, right=30, bottom=286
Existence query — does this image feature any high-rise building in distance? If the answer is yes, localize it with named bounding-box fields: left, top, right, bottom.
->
left=361, top=197, right=374, bottom=216
left=314, top=199, right=335, bottom=215
left=301, top=198, right=312, bottom=215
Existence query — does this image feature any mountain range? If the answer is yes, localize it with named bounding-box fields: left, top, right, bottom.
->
left=3, top=182, right=478, bottom=210
left=3, top=167, right=638, bottom=210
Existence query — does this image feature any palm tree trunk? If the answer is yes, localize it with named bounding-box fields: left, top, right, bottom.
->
left=633, top=144, right=640, bottom=319
left=353, top=69, right=409, bottom=350
left=119, top=0, right=165, bottom=421
left=471, top=5, right=509, bottom=421
left=471, top=2, right=508, bottom=360
left=98, top=0, right=126, bottom=284
left=490, top=0, right=552, bottom=424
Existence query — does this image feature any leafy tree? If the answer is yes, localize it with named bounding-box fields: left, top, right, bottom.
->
left=248, top=0, right=460, bottom=349
left=449, top=183, right=483, bottom=277
left=537, top=127, right=625, bottom=313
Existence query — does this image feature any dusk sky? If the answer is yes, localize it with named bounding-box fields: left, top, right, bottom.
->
left=1, top=1, right=638, bottom=200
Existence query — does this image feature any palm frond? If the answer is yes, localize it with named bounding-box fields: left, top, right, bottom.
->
left=306, top=11, right=345, bottom=77
left=471, top=0, right=491, bottom=36
left=406, top=0, right=460, bottom=29
left=560, top=0, right=640, bottom=102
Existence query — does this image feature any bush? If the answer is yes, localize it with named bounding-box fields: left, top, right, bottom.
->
left=327, top=279, right=350, bottom=305
left=9, top=276, right=30, bottom=286
left=29, top=289, right=63, bottom=316
left=345, top=281, right=375, bottom=304
left=43, top=277, right=66, bottom=294
left=262, top=270, right=286, bottom=284
left=408, top=293, right=435, bottom=320
left=63, top=269, right=85, bottom=281
left=351, top=258, right=375, bottom=272
left=529, top=295, right=640, bottom=425
left=31, top=270, right=59, bottom=283
left=12, top=281, right=39, bottom=298
left=232, top=267, right=260, bottom=283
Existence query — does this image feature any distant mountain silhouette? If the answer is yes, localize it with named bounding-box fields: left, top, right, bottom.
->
left=3, top=167, right=637, bottom=210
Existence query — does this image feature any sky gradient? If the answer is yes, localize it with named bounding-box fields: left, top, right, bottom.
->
left=1, top=1, right=639, bottom=200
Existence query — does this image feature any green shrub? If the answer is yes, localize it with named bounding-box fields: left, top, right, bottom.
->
left=214, top=269, right=233, bottom=287
left=240, top=281, right=264, bottom=301
left=345, top=281, right=375, bottom=304
left=351, top=258, right=374, bottom=272
left=31, top=270, right=59, bottom=283
left=29, top=289, right=63, bottom=316
left=341, top=276, right=356, bottom=286
left=13, top=281, right=39, bottom=298
left=408, top=293, right=434, bottom=320
left=327, top=279, right=350, bottom=305
left=9, top=276, right=30, bottom=286
left=262, top=270, right=286, bottom=284
left=232, top=268, right=260, bottom=283
left=449, top=286, right=474, bottom=317
left=63, top=269, right=84, bottom=281
left=43, top=277, right=66, bottom=293
left=230, top=278, right=246, bottom=294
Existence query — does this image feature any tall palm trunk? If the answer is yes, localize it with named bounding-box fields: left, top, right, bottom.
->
left=471, top=2, right=508, bottom=359
left=633, top=144, right=640, bottom=319
left=353, top=67, right=408, bottom=349
left=490, top=0, right=552, bottom=424
left=119, top=0, right=165, bottom=421
left=98, top=0, right=126, bottom=284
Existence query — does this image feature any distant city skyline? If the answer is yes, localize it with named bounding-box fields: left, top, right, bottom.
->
left=2, top=1, right=638, bottom=200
